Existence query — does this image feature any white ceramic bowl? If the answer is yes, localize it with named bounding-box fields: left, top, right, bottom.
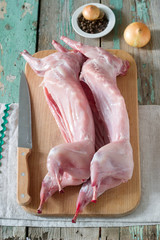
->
left=72, top=3, right=116, bottom=38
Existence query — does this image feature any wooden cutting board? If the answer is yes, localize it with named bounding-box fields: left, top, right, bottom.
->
left=21, top=49, right=140, bottom=217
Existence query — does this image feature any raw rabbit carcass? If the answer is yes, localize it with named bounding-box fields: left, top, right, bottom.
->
left=61, top=37, right=134, bottom=223
left=21, top=41, right=95, bottom=213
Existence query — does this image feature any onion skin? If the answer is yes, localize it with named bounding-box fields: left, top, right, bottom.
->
left=82, top=5, right=100, bottom=21
left=124, top=22, right=151, bottom=48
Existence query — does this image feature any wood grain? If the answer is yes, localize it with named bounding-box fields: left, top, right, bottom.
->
left=17, top=147, right=31, bottom=206
left=61, top=228, right=99, bottom=240
left=0, top=226, right=159, bottom=240
left=0, top=0, right=39, bottom=103
left=17, top=49, right=141, bottom=218
left=120, top=226, right=148, bottom=240
left=101, top=227, right=119, bottom=240
left=0, top=226, right=26, bottom=240
left=28, top=227, right=60, bottom=240
left=147, top=225, right=158, bottom=240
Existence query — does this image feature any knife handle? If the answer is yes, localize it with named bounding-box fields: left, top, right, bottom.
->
left=17, top=147, right=31, bottom=206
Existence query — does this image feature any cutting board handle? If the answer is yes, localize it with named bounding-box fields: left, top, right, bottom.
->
left=17, top=147, right=31, bottom=206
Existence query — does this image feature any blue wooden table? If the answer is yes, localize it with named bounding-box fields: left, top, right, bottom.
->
left=0, top=0, right=160, bottom=239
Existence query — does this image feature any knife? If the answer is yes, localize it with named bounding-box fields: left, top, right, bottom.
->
left=17, top=71, right=32, bottom=206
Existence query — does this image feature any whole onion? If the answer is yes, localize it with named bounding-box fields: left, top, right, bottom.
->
left=82, top=5, right=100, bottom=21
left=124, top=22, right=151, bottom=48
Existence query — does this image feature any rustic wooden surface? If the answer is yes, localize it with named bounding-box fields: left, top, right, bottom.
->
left=0, top=226, right=26, bottom=240
left=0, top=226, right=160, bottom=239
left=0, top=0, right=160, bottom=239
left=28, top=227, right=60, bottom=240
left=0, top=0, right=38, bottom=103
left=101, top=227, right=119, bottom=240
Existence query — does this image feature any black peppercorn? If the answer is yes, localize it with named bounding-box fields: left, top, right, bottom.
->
left=78, top=13, right=108, bottom=34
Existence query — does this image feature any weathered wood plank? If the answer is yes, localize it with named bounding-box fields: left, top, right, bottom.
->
left=101, top=227, right=119, bottom=240
left=0, top=226, right=160, bottom=240
left=0, top=0, right=39, bottom=103
left=124, top=0, right=160, bottom=105
left=149, top=0, right=160, bottom=105
left=156, top=225, right=160, bottom=240
left=101, top=0, right=123, bottom=49
left=0, top=226, right=26, bottom=240
left=38, top=0, right=100, bottom=51
left=120, top=226, right=148, bottom=240
left=147, top=225, right=158, bottom=240
left=60, top=227, right=99, bottom=240
left=28, top=227, right=60, bottom=240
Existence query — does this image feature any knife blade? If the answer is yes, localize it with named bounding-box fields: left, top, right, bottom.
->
left=17, top=71, right=32, bottom=206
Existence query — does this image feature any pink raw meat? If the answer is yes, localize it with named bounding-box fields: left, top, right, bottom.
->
left=38, top=172, right=84, bottom=213
left=61, top=37, right=134, bottom=223
left=21, top=41, right=95, bottom=213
